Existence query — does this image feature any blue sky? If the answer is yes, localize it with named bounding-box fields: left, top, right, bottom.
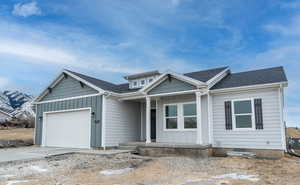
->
left=0, top=0, right=299, bottom=126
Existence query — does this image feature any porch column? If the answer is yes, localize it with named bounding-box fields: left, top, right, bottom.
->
left=196, top=91, right=203, bottom=145
left=146, top=96, right=151, bottom=143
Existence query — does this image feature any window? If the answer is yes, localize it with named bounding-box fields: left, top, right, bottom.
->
left=140, top=79, right=146, bottom=86
left=132, top=81, right=138, bottom=88
left=183, top=103, right=197, bottom=129
left=165, top=105, right=178, bottom=129
left=233, top=99, right=254, bottom=129
left=148, top=78, right=154, bottom=83
left=164, top=102, right=197, bottom=131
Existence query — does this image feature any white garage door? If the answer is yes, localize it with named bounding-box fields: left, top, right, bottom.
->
left=43, top=109, right=91, bottom=149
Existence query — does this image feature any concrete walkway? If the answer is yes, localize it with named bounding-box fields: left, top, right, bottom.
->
left=0, top=147, right=132, bottom=163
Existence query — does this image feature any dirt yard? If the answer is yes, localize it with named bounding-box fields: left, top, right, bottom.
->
left=0, top=128, right=33, bottom=141
left=0, top=153, right=300, bottom=185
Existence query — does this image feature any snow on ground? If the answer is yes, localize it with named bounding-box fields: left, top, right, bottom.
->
left=29, top=165, right=48, bottom=172
left=213, top=173, right=260, bottom=182
left=100, top=168, right=134, bottom=175
left=6, top=180, right=29, bottom=185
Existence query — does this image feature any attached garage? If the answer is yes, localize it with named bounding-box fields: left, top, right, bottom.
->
left=42, top=108, right=91, bottom=149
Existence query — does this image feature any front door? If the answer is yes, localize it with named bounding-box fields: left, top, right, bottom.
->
left=151, top=109, right=156, bottom=140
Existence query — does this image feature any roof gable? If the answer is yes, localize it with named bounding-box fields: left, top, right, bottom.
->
left=148, top=76, right=197, bottom=95
left=184, top=67, right=228, bottom=82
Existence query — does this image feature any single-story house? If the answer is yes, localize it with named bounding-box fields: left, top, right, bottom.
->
left=33, top=66, right=288, bottom=157
left=0, top=108, right=13, bottom=123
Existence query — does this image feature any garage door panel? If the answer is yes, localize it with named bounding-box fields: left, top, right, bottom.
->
left=43, top=109, right=91, bottom=149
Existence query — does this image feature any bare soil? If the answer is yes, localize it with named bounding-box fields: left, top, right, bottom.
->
left=0, top=128, right=33, bottom=141
left=287, top=127, right=300, bottom=138
left=0, top=153, right=300, bottom=185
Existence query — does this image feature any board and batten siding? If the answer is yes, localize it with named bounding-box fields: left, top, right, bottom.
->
left=105, top=96, right=140, bottom=147
left=41, top=75, right=98, bottom=101
left=35, top=95, right=102, bottom=147
left=212, top=87, right=283, bottom=150
left=148, top=77, right=196, bottom=95
left=156, top=94, right=209, bottom=144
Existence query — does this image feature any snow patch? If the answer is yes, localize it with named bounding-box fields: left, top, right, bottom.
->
left=0, top=174, right=14, bottom=179
left=100, top=168, right=134, bottom=175
left=30, top=166, right=48, bottom=172
left=213, top=173, right=260, bottom=182
left=6, top=180, right=29, bottom=185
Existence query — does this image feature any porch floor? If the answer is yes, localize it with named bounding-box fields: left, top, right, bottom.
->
left=119, top=142, right=211, bottom=149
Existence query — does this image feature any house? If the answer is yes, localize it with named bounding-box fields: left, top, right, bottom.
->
left=0, top=108, right=13, bottom=123
left=33, top=66, right=288, bottom=158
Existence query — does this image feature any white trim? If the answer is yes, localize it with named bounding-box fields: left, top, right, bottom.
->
left=196, top=92, right=202, bottom=144
left=33, top=104, right=37, bottom=145
left=163, top=102, right=197, bottom=131
left=279, top=85, right=286, bottom=151
left=34, top=93, right=103, bottom=104
left=146, top=96, right=151, bottom=143
left=149, top=89, right=201, bottom=97
left=207, top=68, right=230, bottom=88
left=207, top=92, right=213, bottom=144
left=102, top=95, right=107, bottom=149
left=231, top=98, right=255, bottom=131
left=210, top=82, right=288, bottom=94
left=42, top=107, right=92, bottom=149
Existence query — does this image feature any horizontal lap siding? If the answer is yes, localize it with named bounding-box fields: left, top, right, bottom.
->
left=148, top=77, right=196, bottom=95
left=35, top=96, right=102, bottom=147
left=105, top=97, right=140, bottom=146
left=212, top=88, right=283, bottom=150
left=156, top=94, right=208, bottom=144
left=42, top=75, right=98, bottom=101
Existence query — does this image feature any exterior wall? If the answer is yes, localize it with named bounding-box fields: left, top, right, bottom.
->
left=156, top=94, right=208, bottom=144
left=0, top=112, right=10, bottom=122
left=140, top=101, right=157, bottom=141
left=212, top=87, right=283, bottom=150
left=35, top=95, right=102, bottom=147
left=148, top=77, right=196, bottom=95
left=41, top=75, right=98, bottom=101
left=105, top=96, right=140, bottom=147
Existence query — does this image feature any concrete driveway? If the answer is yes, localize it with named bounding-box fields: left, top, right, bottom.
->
left=0, top=147, right=132, bottom=163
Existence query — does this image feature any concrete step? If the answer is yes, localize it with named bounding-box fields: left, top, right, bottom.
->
left=118, top=145, right=137, bottom=151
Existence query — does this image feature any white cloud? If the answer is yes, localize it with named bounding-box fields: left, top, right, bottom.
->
left=0, top=77, right=10, bottom=89
left=264, top=15, right=300, bottom=36
left=12, top=1, right=41, bottom=17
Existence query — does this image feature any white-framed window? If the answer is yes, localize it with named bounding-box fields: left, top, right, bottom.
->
left=140, top=79, right=146, bottom=86
left=164, top=102, right=197, bottom=131
left=232, top=99, right=255, bottom=130
left=148, top=78, right=154, bottom=83
left=183, top=103, right=197, bottom=129
left=164, top=104, right=178, bottom=129
left=132, top=80, right=138, bottom=88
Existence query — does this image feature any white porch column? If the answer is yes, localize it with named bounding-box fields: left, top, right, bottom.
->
left=146, top=96, right=151, bottom=143
left=207, top=92, right=213, bottom=145
left=196, top=91, right=203, bottom=145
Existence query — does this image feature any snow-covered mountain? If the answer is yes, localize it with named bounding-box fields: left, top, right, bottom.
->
left=0, top=90, right=35, bottom=121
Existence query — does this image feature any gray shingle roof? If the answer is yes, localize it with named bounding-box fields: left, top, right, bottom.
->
left=210, top=66, right=287, bottom=90
left=184, top=67, right=228, bottom=82
left=65, top=70, right=140, bottom=93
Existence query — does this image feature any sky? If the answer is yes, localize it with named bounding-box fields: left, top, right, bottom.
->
left=0, top=0, right=299, bottom=126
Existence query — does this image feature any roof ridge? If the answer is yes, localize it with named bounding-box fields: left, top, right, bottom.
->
left=65, top=69, right=118, bottom=87
left=184, top=66, right=228, bottom=75
left=231, top=66, right=283, bottom=75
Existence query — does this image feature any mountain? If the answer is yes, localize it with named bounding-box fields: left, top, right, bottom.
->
left=0, top=90, right=35, bottom=121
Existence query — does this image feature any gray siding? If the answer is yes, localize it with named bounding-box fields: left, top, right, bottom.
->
left=212, top=88, right=283, bottom=150
left=155, top=94, right=208, bottom=144
left=35, top=95, right=102, bottom=147
left=148, top=77, right=196, bottom=95
left=105, top=96, right=140, bottom=146
left=41, top=75, right=98, bottom=101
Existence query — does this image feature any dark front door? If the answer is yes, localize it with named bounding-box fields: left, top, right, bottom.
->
left=151, top=109, right=156, bottom=140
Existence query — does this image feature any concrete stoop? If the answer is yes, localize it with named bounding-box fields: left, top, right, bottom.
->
left=118, top=142, right=212, bottom=158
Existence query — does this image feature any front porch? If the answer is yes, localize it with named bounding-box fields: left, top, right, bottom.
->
left=119, top=141, right=212, bottom=158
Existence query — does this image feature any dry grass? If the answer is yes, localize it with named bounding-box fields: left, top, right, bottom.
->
left=0, top=128, right=33, bottom=140
left=287, top=127, right=300, bottom=138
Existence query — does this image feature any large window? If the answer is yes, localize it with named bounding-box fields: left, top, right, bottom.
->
left=183, top=103, right=197, bottom=129
left=233, top=99, right=254, bottom=129
left=165, top=104, right=178, bottom=129
left=164, top=102, right=197, bottom=130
